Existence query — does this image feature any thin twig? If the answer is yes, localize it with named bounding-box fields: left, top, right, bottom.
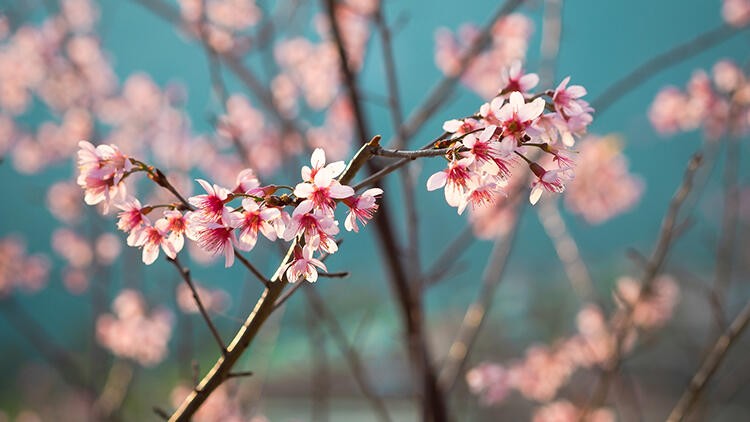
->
left=666, top=298, right=750, bottom=422
left=167, top=256, right=227, bottom=356
left=582, top=153, right=704, bottom=415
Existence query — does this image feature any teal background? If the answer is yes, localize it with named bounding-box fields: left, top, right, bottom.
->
left=0, top=0, right=749, bottom=419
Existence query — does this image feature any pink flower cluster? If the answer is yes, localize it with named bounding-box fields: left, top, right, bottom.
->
left=564, top=135, right=644, bottom=224
left=722, top=0, right=750, bottom=27
left=178, top=0, right=261, bottom=53
left=467, top=275, right=679, bottom=409
left=649, top=59, right=750, bottom=140
left=0, top=236, right=50, bottom=297
left=77, top=141, right=383, bottom=283
left=96, top=289, right=174, bottom=367
left=435, top=15, right=534, bottom=99
left=427, top=64, right=593, bottom=210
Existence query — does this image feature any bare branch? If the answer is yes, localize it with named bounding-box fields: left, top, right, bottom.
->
left=666, top=298, right=750, bottom=422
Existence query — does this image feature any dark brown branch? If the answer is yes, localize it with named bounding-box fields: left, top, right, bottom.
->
left=592, top=24, right=745, bottom=114
left=167, top=242, right=295, bottom=421
left=666, top=298, right=750, bottom=422
left=167, top=256, right=227, bottom=355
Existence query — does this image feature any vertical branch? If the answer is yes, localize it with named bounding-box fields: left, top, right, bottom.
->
left=167, top=256, right=227, bottom=355
left=539, top=0, right=563, bottom=87
left=712, top=136, right=741, bottom=320
left=536, top=199, right=595, bottom=301
left=582, top=153, right=703, bottom=414
left=322, top=0, right=447, bottom=419
left=439, top=203, right=524, bottom=391
left=666, top=298, right=750, bottom=422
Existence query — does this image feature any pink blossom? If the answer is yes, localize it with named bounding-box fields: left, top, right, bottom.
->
left=236, top=199, right=280, bottom=251
left=134, top=219, right=177, bottom=265
left=457, top=176, right=503, bottom=215
left=0, top=236, right=50, bottom=296
left=116, top=197, right=149, bottom=246
left=163, top=210, right=187, bottom=254
left=301, top=147, right=346, bottom=184
left=426, top=157, right=474, bottom=207
left=466, top=363, right=510, bottom=405
left=496, top=91, right=545, bottom=142
left=461, top=125, right=514, bottom=177
left=176, top=282, right=230, bottom=314
left=232, top=168, right=261, bottom=195
left=188, top=179, right=231, bottom=221
left=532, top=401, right=614, bottom=422
left=499, top=60, right=539, bottom=94
left=284, top=243, right=327, bottom=283
left=76, top=140, right=131, bottom=212
left=343, top=188, right=382, bottom=232
left=529, top=163, right=571, bottom=205
left=283, top=201, right=340, bottom=253
left=552, top=76, right=590, bottom=117
left=722, top=0, right=750, bottom=27
left=564, top=136, right=644, bottom=224
left=185, top=211, right=240, bottom=267
left=294, top=166, right=354, bottom=213
left=96, top=289, right=174, bottom=367
left=615, top=274, right=680, bottom=329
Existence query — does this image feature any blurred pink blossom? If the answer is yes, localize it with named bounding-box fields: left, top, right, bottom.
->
left=96, top=289, right=174, bottom=366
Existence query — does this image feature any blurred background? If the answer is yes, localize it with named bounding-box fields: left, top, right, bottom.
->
left=0, top=0, right=749, bottom=420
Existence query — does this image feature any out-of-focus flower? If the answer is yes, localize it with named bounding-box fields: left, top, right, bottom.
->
left=565, top=135, right=644, bottom=224
left=96, top=289, right=174, bottom=366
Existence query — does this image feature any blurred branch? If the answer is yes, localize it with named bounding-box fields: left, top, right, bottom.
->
left=666, top=297, right=750, bottom=422
left=167, top=256, right=227, bottom=356
left=539, top=0, right=564, bottom=87
left=439, top=202, right=524, bottom=391
left=592, top=24, right=746, bottom=114
left=712, top=136, right=742, bottom=324
left=583, top=153, right=704, bottom=415
left=536, top=199, right=595, bottom=301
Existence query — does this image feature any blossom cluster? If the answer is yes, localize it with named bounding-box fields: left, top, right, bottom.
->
left=427, top=62, right=593, bottom=211
left=649, top=59, right=750, bottom=140
left=96, top=289, right=174, bottom=367
left=77, top=141, right=382, bottom=283
left=722, top=0, right=750, bottom=27
left=467, top=275, right=678, bottom=409
left=435, top=14, right=534, bottom=99
left=0, top=236, right=50, bottom=297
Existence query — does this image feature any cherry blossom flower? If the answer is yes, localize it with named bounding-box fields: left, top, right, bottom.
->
left=461, top=125, right=513, bottom=177
left=564, top=136, right=643, bottom=224
left=235, top=199, right=281, bottom=251
left=499, top=60, right=539, bottom=94
left=529, top=163, right=571, bottom=205
left=552, top=76, right=590, bottom=117
left=722, top=0, right=750, bottom=27
left=163, top=210, right=187, bottom=254
left=466, top=363, right=510, bottom=405
left=76, top=140, right=132, bottom=212
left=496, top=91, right=545, bottom=142
left=283, top=201, right=340, bottom=253
left=284, top=243, right=327, bottom=283
left=116, top=197, right=149, bottom=246
left=457, top=176, right=503, bottom=215
left=301, top=147, right=346, bottom=183
left=294, top=166, right=354, bottom=213
left=185, top=212, right=240, bottom=267
left=343, top=188, right=382, bottom=232
left=96, top=289, right=173, bottom=367
left=426, top=157, right=474, bottom=207
left=134, top=218, right=177, bottom=265
left=614, top=274, right=680, bottom=329
left=188, top=179, right=232, bottom=221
